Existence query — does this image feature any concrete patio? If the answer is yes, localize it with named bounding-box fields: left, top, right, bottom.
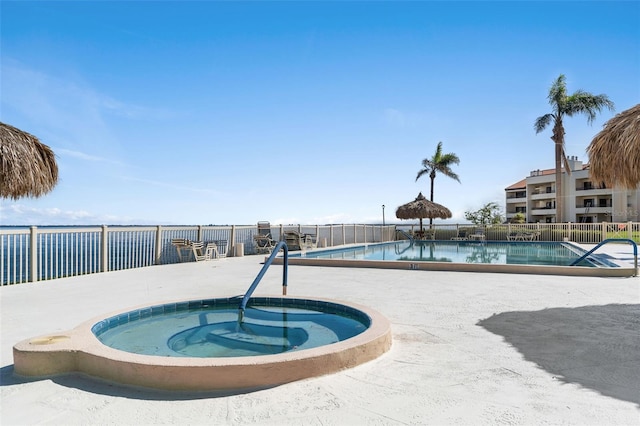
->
left=1, top=244, right=638, bottom=425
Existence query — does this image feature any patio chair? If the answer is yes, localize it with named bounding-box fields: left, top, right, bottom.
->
left=203, top=241, right=220, bottom=260
left=451, top=229, right=469, bottom=241
left=254, top=221, right=277, bottom=254
left=284, top=231, right=316, bottom=251
left=413, top=229, right=435, bottom=240
left=468, top=227, right=486, bottom=241
left=507, top=232, right=522, bottom=241
left=172, top=238, right=208, bottom=262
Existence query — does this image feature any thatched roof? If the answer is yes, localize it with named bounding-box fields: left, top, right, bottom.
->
left=587, top=104, right=640, bottom=189
left=0, top=122, right=59, bottom=200
left=395, top=192, right=452, bottom=222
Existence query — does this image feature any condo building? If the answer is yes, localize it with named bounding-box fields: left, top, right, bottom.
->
left=505, top=156, right=640, bottom=223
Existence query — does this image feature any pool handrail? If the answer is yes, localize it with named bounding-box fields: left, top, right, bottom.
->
left=569, top=238, right=638, bottom=275
left=238, top=241, right=289, bottom=322
left=396, top=229, right=414, bottom=242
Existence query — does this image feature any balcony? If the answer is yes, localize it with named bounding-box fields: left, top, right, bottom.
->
left=575, top=206, right=611, bottom=214
left=531, top=208, right=556, bottom=216
left=531, top=192, right=555, bottom=201
left=575, top=187, right=610, bottom=196
left=506, top=196, right=526, bottom=202
left=506, top=198, right=526, bottom=205
left=506, top=208, right=527, bottom=215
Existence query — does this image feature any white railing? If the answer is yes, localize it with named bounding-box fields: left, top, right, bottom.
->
left=394, top=222, right=639, bottom=244
left=2, top=222, right=637, bottom=286
left=0, top=224, right=396, bottom=285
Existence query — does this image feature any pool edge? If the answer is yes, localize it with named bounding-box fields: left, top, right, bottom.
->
left=276, top=257, right=637, bottom=277
left=13, top=296, right=392, bottom=391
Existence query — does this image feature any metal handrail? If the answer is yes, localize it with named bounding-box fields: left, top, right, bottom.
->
left=238, top=241, right=289, bottom=322
left=396, top=229, right=414, bottom=242
left=569, top=238, right=638, bottom=275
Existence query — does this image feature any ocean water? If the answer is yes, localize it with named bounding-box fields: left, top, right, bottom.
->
left=1, top=226, right=157, bottom=285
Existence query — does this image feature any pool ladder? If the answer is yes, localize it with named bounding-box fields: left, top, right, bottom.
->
left=396, top=230, right=414, bottom=242
left=238, top=241, right=289, bottom=323
left=569, top=238, right=638, bottom=275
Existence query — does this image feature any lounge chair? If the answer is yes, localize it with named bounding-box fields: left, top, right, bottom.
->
left=451, top=229, right=468, bottom=241
left=507, top=232, right=522, bottom=241
left=203, top=241, right=220, bottom=260
left=254, top=222, right=277, bottom=254
left=172, top=238, right=217, bottom=262
left=284, top=231, right=316, bottom=251
left=254, top=235, right=277, bottom=254
left=414, top=229, right=435, bottom=240
left=507, top=231, right=540, bottom=241
left=468, top=228, right=486, bottom=241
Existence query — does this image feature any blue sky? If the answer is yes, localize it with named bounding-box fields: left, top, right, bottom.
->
left=1, top=1, right=639, bottom=226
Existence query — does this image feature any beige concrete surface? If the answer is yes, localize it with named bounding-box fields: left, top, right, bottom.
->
left=1, top=243, right=639, bottom=425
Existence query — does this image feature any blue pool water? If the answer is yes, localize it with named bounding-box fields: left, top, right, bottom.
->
left=293, top=241, right=618, bottom=267
left=93, top=297, right=369, bottom=358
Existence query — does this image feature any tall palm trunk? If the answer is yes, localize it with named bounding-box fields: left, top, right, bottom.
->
left=429, top=171, right=436, bottom=226
left=552, top=119, right=565, bottom=222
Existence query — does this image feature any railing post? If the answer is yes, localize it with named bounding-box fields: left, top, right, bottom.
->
left=155, top=225, right=163, bottom=265
left=101, top=225, right=109, bottom=272
left=602, top=221, right=607, bottom=242
left=628, top=221, right=633, bottom=240
left=197, top=225, right=203, bottom=242
left=29, top=226, right=38, bottom=283
left=230, top=225, right=237, bottom=256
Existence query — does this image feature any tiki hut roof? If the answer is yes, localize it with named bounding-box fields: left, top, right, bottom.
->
left=587, top=104, right=640, bottom=189
left=395, top=192, right=452, bottom=228
left=0, top=122, right=59, bottom=200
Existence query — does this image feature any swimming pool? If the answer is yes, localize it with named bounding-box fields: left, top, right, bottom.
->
left=282, top=241, right=636, bottom=277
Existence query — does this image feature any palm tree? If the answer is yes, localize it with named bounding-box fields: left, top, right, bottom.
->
left=416, top=141, right=460, bottom=225
left=534, top=74, right=614, bottom=222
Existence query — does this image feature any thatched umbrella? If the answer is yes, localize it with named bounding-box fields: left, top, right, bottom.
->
left=395, top=192, right=452, bottom=231
left=0, top=122, right=58, bottom=200
left=587, top=104, right=640, bottom=189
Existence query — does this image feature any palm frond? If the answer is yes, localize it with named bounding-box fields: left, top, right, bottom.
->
left=534, top=114, right=554, bottom=133
left=566, top=92, right=615, bottom=123
left=547, top=74, right=567, bottom=109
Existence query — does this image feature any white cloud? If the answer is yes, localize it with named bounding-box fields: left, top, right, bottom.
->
left=120, top=177, right=225, bottom=196
left=2, top=58, right=169, bottom=124
left=0, top=203, right=142, bottom=226
left=57, top=148, right=126, bottom=166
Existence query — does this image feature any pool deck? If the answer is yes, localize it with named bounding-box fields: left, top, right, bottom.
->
left=1, top=243, right=638, bottom=425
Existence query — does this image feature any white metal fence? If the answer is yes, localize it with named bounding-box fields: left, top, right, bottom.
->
left=0, top=224, right=396, bottom=285
left=394, top=222, right=640, bottom=244
left=2, top=222, right=637, bottom=286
